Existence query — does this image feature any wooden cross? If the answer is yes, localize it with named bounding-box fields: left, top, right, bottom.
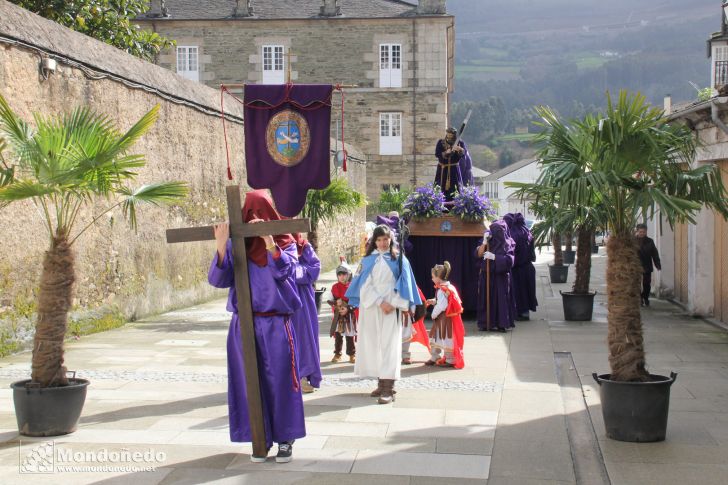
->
left=166, top=185, right=310, bottom=458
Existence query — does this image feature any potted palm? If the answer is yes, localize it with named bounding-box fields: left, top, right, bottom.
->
left=563, top=230, right=575, bottom=264
left=527, top=193, right=569, bottom=284
left=300, top=176, right=366, bottom=310
left=543, top=91, right=728, bottom=442
left=516, top=109, right=607, bottom=320
left=0, top=95, right=187, bottom=436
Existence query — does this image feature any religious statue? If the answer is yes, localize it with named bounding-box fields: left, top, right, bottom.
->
left=435, top=127, right=473, bottom=200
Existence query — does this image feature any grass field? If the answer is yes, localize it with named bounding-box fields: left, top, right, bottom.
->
left=494, top=133, right=537, bottom=142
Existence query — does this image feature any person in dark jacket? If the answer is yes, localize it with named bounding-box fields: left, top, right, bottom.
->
left=635, top=223, right=661, bottom=307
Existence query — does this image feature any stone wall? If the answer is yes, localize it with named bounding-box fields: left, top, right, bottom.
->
left=0, top=1, right=365, bottom=352
left=139, top=15, right=453, bottom=205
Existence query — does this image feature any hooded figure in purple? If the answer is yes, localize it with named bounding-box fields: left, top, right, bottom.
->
left=504, top=213, right=538, bottom=320
left=475, top=219, right=517, bottom=331
left=208, top=190, right=305, bottom=460
left=291, top=233, right=323, bottom=391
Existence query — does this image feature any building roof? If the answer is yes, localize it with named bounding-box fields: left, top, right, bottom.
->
left=140, top=1, right=422, bottom=21
left=471, top=166, right=490, bottom=179
left=483, top=158, right=537, bottom=181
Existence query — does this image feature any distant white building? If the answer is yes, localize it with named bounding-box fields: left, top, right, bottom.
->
left=471, top=166, right=490, bottom=187
left=481, top=159, right=540, bottom=219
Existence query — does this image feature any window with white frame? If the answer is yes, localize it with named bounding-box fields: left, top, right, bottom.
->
left=484, top=182, right=498, bottom=199
left=176, top=46, right=199, bottom=82
left=262, top=45, right=285, bottom=84
left=379, top=44, right=402, bottom=88
left=715, top=45, right=728, bottom=88
left=379, top=112, right=402, bottom=155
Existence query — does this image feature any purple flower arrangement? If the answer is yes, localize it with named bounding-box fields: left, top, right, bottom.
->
left=450, top=185, right=496, bottom=222
left=403, top=183, right=446, bottom=220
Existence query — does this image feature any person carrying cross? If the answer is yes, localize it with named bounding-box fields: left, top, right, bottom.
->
left=208, top=190, right=306, bottom=463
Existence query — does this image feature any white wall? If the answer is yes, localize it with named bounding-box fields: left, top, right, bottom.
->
left=482, top=161, right=540, bottom=218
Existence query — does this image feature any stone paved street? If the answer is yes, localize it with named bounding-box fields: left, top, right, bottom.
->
left=2, top=250, right=728, bottom=484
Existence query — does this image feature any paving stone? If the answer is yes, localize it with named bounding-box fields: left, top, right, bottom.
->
left=324, top=435, right=436, bottom=453
left=227, top=448, right=357, bottom=474
left=352, top=450, right=490, bottom=479
left=489, top=438, right=575, bottom=482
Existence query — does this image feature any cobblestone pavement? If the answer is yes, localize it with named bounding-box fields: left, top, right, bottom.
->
left=0, top=249, right=727, bottom=484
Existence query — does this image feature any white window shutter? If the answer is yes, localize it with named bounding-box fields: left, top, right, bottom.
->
left=262, top=45, right=285, bottom=84
left=176, top=46, right=199, bottom=82
left=380, top=44, right=403, bottom=88
left=379, top=113, right=402, bottom=155
left=390, top=44, right=402, bottom=88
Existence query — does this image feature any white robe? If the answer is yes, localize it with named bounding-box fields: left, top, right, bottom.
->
left=354, top=252, right=409, bottom=380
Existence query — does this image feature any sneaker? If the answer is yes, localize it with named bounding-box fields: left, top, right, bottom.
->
left=276, top=441, right=293, bottom=463
left=401, top=357, right=412, bottom=365
left=349, top=355, right=356, bottom=363
left=331, top=354, right=342, bottom=363
left=424, top=360, right=436, bottom=366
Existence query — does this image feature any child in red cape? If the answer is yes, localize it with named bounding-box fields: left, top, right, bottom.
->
left=425, top=261, right=465, bottom=369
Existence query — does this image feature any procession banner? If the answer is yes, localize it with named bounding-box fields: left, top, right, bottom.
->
left=244, top=84, right=333, bottom=217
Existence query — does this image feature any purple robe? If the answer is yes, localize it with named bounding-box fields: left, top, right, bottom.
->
left=208, top=241, right=306, bottom=447
left=476, top=220, right=517, bottom=330
left=504, top=213, right=538, bottom=315
left=292, top=243, right=322, bottom=387
left=435, top=139, right=473, bottom=199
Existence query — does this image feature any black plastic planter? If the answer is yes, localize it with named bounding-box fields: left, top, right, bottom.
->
left=593, top=372, right=677, bottom=442
left=563, top=250, right=576, bottom=264
left=314, top=287, right=326, bottom=313
left=561, top=291, right=596, bottom=321
left=549, top=264, right=569, bottom=284
left=12, top=378, right=89, bottom=436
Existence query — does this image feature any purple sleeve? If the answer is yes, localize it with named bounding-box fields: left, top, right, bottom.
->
left=268, top=244, right=296, bottom=281
left=208, top=241, right=234, bottom=289
left=295, top=244, right=321, bottom=285
left=435, top=140, right=445, bottom=160
left=493, top=253, right=515, bottom=274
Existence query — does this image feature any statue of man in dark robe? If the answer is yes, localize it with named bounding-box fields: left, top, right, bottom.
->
left=435, top=127, right=474, bottom=200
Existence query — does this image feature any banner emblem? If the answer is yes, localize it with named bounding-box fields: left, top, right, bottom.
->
left=266, top=110, right=310, bottom=167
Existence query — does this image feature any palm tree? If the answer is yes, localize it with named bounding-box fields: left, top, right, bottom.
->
left=538, top=91, right=728, bottom=381
left=525, top=109, right=609, bottom=295
left=0, top=94, right=187, bottom=388
left=301, top=176, right=366, bottom=252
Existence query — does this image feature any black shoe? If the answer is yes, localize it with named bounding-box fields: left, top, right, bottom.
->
left=276, top=441, right=294, bottom=463
left=644, top=298, right=650, bottom=307
left=497, top=328, right=506, bottom=333
left=515, top=314, right=530, bottom=321
left=478, top=327, right=488, bottom=332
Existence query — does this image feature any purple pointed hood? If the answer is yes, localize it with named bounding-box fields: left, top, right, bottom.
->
left=488, top=219, right=515, bottom=255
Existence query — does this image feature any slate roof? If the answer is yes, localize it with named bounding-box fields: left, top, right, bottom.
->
left=140, top=1, right=421, bottom=20
left=483, top=159, right=537, bottom=181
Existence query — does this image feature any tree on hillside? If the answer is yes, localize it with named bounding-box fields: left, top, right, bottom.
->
left=11, top=1, right=174, bottom=62
left=498, top=148, right=515, bottom=168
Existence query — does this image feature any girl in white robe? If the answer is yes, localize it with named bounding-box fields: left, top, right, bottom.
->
left=346, top=225, right=421, bottom=404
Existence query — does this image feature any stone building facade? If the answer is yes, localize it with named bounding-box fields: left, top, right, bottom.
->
left=137, top=0, right=455, bottom=203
